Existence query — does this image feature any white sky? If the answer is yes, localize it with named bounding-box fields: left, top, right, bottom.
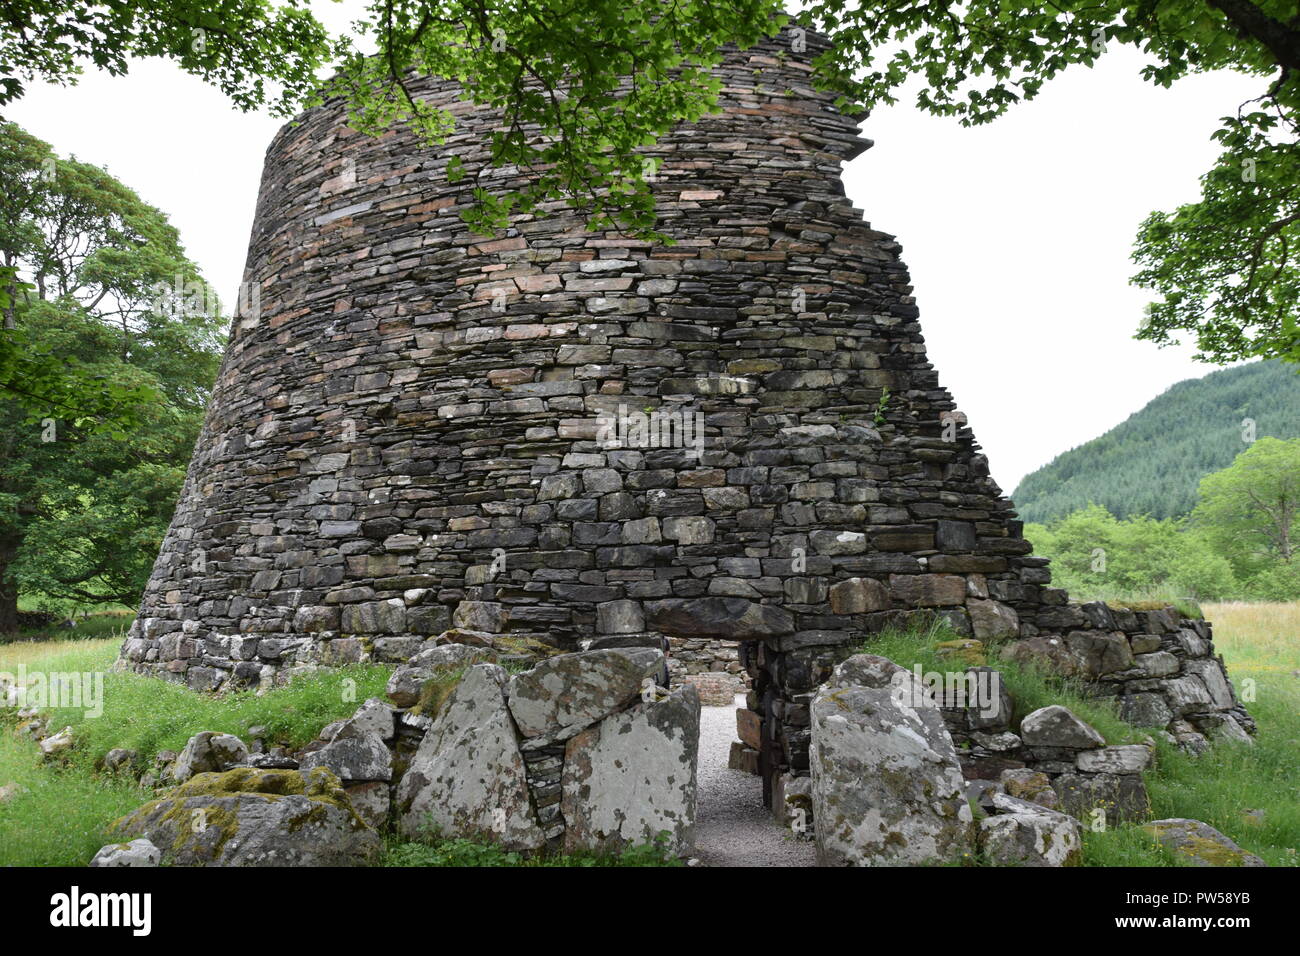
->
left=2, top=7, right=1263, bottom=495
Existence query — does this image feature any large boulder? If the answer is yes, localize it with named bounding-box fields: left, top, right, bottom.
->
left=810, top=654, right=974, bottom=866
left=113, top=767, right=380, bottom=866
left=171, top=731, right=250, bottom=783
left=1144, top=818, right=1266, bottom=867
left=644, top=597, right=794, bottom=641
left=396, top=664, right=545, bottom=851
left=979, top=793, right=1082, bottom=867
left=561, top=685, right=700, bottom=856
left=507, top=648, right=663, bottom=742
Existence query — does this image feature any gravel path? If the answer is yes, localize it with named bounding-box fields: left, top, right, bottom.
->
left=693, top=695, right=818, bottom=867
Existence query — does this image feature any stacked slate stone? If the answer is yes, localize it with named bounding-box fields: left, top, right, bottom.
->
left=1002, top=602, right=1255, bottom=751
left=681, top=670, right=741, bottom=706
left=667, top=638, right=748, bottom=691
left=119, top=29, right=1251, bottom=814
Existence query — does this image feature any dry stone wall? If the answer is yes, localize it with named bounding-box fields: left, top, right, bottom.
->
left=121, top=30, right=1251, bottom=812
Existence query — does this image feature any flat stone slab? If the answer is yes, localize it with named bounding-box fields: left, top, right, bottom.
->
left=644, top=597, right=794, bottom=641
left=1144, top=818, right=1267, bottom=867
left=396, top=664, right=545, bottom=851
left=561, top=685, right=700, bottom=856
left=811, top=654, right=974, bottom=866
left=507, top=647, right=663, bottom=742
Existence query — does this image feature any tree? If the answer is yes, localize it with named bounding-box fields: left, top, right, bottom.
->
left=0, top=0, right=332, bottom=111
left=0, top=122, right=223, bottom=632
left=1193, top=436, right=1300, bottom=576
left=0, top=121, right=165, bottom=429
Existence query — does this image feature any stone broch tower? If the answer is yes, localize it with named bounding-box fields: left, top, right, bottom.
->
left=122, top=32, right=1252, bottom=808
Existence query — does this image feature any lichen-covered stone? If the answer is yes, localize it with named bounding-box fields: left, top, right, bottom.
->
left=507, top=647, right=663, bottom=742
left=171, top=731, right=249, bottom=783
left=89, top=839, right=162, bottom=867
left=396, top=664, right=545, bottom=850
left=999, top=769, right=1059, bottom=809
left=299, top=732, right=391, bottom=783
left=561, top=684, right=700, bottom=856
left=385, top=643, right=496, bottom=708
left=811, top=654, right=974, bottom=866
left=979, top=793, right=1082, bottom=867
left=1075, top=744, right=1151, bottom=774
left=1052, top=771, right=1150, bottom=823
left=1019, top=706, right=1105, bottom=750
left=340, top=697, right=397, bottom=742
left=1144, top=818, right=1266, bottom=867
left=967, top=600, right=1019, bottom=640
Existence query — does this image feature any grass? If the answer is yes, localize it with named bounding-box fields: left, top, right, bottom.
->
left=1, top=608, right=134, bottom=645
left=864, top=619, right=1146, bottom=746
left=2, top=603, right=1294, bottom=867
left=1048, top=583, right=1205, bottom=621
left=0, top=637, right=393, bottom=866
left=382, top=834, right=683, bottom=867
left=0, top=730, right=149, bottom=867
left=860, top=604, right=1300, bottom=867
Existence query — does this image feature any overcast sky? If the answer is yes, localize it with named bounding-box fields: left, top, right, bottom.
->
left=3, top=8, right=1263, bottom=495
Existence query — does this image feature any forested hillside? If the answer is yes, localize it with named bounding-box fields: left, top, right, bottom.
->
left=1011, top=360, right=1300, bottom=522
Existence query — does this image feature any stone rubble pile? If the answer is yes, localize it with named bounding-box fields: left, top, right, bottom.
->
left=945, top=674, right=1155, bottom=824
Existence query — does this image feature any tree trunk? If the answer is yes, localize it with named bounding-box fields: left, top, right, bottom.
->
left=0, top=537, right=19, bottom=635
left=1207, top=0, right=1300, bottom=72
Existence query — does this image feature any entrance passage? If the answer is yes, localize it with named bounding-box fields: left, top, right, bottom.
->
left=692, top=690, right=817, bottom=867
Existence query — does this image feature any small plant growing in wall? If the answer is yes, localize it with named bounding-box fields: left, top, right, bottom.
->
left=874, top=386, right=891, bottom=427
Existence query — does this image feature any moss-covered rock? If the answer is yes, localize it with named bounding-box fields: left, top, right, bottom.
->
left=1143, top=818, right=1266, bottom=867
left=112, top=766, right=380, bottom=867
left=935, top=639, right=986, bottom=666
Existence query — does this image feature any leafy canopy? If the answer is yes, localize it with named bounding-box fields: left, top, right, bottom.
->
left=0, top=0, right=332, bottom=111
left=317, top=0, right=786, bottom=238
